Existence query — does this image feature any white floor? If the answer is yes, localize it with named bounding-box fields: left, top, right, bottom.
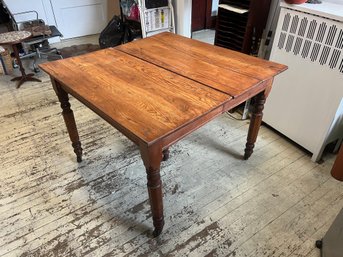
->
left=192, top=29, right=216, bottom=45
left=51, top=34, right=100, bottom=49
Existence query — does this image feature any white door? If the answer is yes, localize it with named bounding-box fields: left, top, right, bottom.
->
left=50, top=0, right=108, bottom=39
left=3, top=0, right=56, bottom=26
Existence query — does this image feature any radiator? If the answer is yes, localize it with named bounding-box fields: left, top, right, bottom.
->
left=263, top=3, right=343, bottom=162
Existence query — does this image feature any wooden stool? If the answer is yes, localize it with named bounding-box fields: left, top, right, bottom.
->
left=0, top=31, right=41, bottom=88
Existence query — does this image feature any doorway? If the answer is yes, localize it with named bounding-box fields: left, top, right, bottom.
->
left=191, top=0, right=212, bottom=32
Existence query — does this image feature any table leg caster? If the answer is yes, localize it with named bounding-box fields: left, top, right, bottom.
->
left=76, top=156, right=82, bottom=163
left=315, top=239, right=323, bottom=249
left=153, top=228, right=163, bottom=237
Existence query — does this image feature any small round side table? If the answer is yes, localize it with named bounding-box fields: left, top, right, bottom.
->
left=0, top=31, right=41, bottom=88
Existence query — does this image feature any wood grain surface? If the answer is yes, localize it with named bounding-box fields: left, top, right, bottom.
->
left=40, top=48, right=231, bottom=145
left=117, top=32, right=287, bottom=97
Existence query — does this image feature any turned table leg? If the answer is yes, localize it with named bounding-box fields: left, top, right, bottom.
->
left=244, top=91, right=266, bottom=160
left=52, top=79, right=83, bottom=162
left=140, top=144, right=164, bottom=237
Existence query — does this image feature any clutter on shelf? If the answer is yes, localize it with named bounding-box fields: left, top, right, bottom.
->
left=121, top=0, right=140, bottom=21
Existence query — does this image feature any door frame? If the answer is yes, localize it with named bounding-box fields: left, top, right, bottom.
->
left=205, top=0, right=212, bottom=28
left=191, top=0, right=212, bottom=32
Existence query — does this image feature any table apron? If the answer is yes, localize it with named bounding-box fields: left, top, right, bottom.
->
left=222, top=80, right=270, bottom=112
left=160, top=104, right=225, bottom=149
left=159, top=80, right=271, bottom=149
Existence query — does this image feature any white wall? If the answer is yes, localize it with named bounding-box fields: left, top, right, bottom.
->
left=50, top=0, right=107, bottom=39
left=4, top=0, right=196, bottom=40
left=172, top=0, right=220, bottom=38
left=212, top=0, right=219, bottom=14
left=325, top=0, right=343, bottom=4
left=3, top=0, right=56, bottom=26
left=3, top=0, right=59, bottom=42
left=172, top=0, right=192, bottom=38
left=4, top=0, right=108, bottom=40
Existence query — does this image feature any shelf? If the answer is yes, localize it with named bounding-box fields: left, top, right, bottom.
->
left=215, top=0, right=272, bottom=54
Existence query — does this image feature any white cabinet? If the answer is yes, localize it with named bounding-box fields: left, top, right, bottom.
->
left=4, top=0, right=109, bottom=39
left=50, top=0, right=108, bottom=39
left=3, top=0, right=56, bottom=26
left=263, top=1, right=343, bottom=162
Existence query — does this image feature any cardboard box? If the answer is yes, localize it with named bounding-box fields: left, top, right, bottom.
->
left=0, top=46, right=13, bottom=75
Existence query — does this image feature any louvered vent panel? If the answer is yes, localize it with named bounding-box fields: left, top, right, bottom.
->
left=277, top=10, right=343, bottom=73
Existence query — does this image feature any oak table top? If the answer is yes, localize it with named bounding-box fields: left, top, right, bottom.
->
left=40, top=48, right=231, bottom=145
left=116, top=33, right=286, bottom=97
left=40, top=32, right=287, bottom=237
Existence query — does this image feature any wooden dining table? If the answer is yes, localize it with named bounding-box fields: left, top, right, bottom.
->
left=39, top=32, right=287, bottom=237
